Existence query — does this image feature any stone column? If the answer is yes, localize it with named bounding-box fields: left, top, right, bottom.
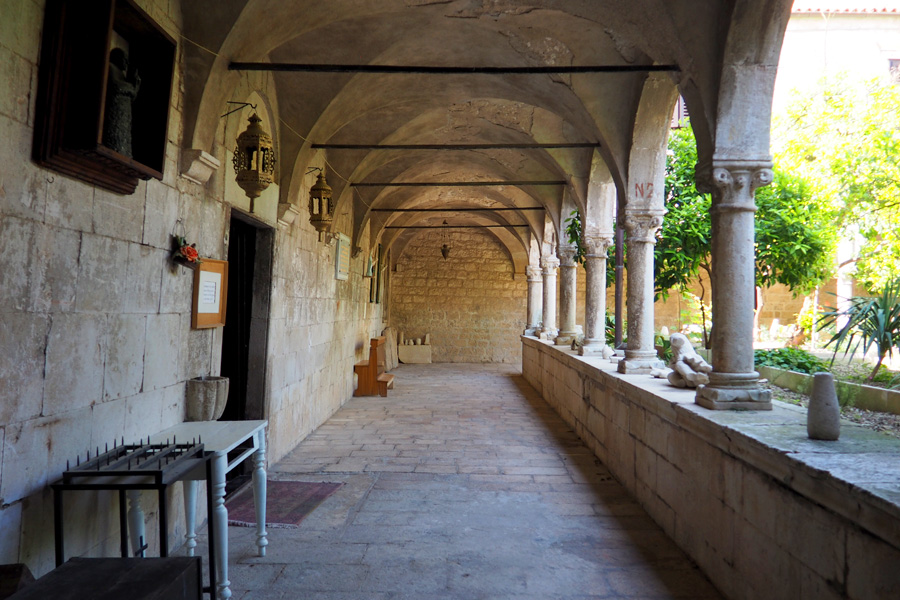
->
left=696, top=162, right=773, bottom=410
left=540, top=256, right=560, bottom=340
left=554, top=246, right=579, bottom=345
left=580, top=235, right=614, bottom=356
left=523, top=265, right=543, bottom=335
left=618, top=211, right=665, bottom=374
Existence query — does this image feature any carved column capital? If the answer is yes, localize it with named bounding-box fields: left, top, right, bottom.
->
left=583, top=234, right=614, bottom=259
left=623, top=211, right=664, bottom=243
left=700, top=159, right=774, bottom=213
left=541, top=256, right=560, bottom=273
left=526, top=265, right=543, bottom=281
left=556, top=245, right=578, bottom=267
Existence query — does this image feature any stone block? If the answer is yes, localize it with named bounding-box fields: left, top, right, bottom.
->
left=0, top=500, right=22, bottom=564
left=31, top=223, right=80, bottom=313
left=103, top=314, right=146, bottom=400
left=0, top=0, right=43, bottom=61
left=0, top=215, right=33, bottom=311
left=0, top=313, right=48, bottom=423
left=76, top=234, right=129, bottom=313
left=159, top=261, right=192, bottom=313
left=125, top=388, right=167, bottom=438
left=125, top=244, right=164, bottom=313
left=0, top=45, right=31, bottom=125
left=0, top=116, right=45, bottom=221
left=775, top=490, right=846, bottom=583
left=92, top=187, right=145, bottom=243
left=398, top=344, right=432, bottom=364
left=180, top=325, right=213, bottom=382
left=732, top=519, right=801, bottom=599
left=1, top=420, right=49, bottom=503
left=142, top=313, right=181, bottom=391
left=44, top=176, right=94, bottom=232
left=89, top=397, right=128, bottom=448
left=142, top=182, right=179, bottom=249
left=43, top=313, right=105, bottom=416
left=847, top=527, right=900, bottom=600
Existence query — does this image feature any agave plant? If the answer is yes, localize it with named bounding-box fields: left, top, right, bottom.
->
left=817, top=277, right=900, bottom=381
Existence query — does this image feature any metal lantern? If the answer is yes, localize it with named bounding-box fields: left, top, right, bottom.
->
left=308, top=170, right=334, bottom=234
left=232, top=113, right=276, bottom=209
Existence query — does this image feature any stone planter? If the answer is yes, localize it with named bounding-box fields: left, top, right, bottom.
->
left=186, top=376, right=229, bottom=422
left=757, top=364, right=900, bottom=415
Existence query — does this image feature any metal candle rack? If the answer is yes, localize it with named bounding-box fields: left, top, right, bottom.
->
left=52, top=436, right=218, bottom=597
left=60, top=437, right=205, bottom=484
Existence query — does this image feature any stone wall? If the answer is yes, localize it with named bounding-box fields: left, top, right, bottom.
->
left=391, top=229, right=526, bottom=363
left=0, top=0, right=383, bottom=575
left=523, top=337, right=900, bottom=600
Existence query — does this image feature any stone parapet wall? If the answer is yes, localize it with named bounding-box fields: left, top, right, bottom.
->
left=522, top=337, right=900, bottom=600
left=392, top=229, right=526, bottom=363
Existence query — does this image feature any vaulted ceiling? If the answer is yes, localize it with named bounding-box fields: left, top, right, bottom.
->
left=182, top=0, right=791, bottom=261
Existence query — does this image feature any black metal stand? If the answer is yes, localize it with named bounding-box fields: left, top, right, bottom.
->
left=51, top=440, right=217, bottom=597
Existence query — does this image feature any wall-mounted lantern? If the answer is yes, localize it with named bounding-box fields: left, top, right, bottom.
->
left=308, top=168, right=334, bottom=238
left=232, top=113, right=275, bottom=211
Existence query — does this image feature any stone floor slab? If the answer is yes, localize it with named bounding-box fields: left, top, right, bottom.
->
left=188, top=364, right=722, bottom=599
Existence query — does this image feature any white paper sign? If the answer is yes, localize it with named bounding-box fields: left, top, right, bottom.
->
left=197, top=271, right=222, bottom=314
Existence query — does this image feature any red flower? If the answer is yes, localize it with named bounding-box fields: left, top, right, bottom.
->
left=180, top=245, right=199, bottom=262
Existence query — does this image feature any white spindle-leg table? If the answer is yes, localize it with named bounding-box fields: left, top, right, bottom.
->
left=153, top=420, right=268, bottom=600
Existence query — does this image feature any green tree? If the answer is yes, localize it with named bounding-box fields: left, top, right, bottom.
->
left=656, top=125, right=836, bottom=344
left=774, top=75, right=900, bottom=291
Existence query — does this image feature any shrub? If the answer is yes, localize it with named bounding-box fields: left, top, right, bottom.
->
left=817, top=277, right=900, bottom=381
left=754, top=347, right=829, bottom=374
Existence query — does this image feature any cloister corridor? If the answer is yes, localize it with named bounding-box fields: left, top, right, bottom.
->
left=195, top=364, right=721, bottom=599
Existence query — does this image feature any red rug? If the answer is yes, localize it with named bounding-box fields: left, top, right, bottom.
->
left=226, top=480, right=343, bottom=529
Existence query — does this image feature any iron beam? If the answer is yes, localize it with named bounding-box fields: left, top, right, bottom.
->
left=311, top=143, right=600, bottom=150
left=352, top=181, right=565, bottom=187
left=230, top=63, right=679, bottom=74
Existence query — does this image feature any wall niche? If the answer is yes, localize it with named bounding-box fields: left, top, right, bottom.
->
left=33, top=0, right=176, bottom=195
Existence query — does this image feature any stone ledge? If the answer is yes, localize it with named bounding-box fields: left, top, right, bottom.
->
left=522, top=334, right=900, bottom=554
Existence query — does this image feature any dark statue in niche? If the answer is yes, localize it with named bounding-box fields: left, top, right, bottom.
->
left=103, top=47, right=141, bottom=157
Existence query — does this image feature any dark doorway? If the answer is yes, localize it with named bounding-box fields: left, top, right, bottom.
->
left=219, top=212, right=274, bottom=422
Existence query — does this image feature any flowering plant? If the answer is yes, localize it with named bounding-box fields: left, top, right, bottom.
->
left=172, top=235, right=202, bottom=267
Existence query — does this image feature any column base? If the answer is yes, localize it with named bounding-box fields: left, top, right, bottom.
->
left=695, top=385, right=772, bottom=410
left=579, top=341, right=613, bottom=358
left=617, top=358, right=665, bottom=374
left=554, top=331, right=579, bottom=346
left=523, top=326, right=540, bottom=336
left=539, top=329, right=558, bottom=341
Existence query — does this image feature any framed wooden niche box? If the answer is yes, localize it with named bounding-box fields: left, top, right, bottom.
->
left=192, top=259, right=229, bottom=329
left=33, top=0, right=176, bottom=194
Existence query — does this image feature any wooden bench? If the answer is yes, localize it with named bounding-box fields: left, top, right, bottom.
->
left=354, top=336, right=394, bottom=397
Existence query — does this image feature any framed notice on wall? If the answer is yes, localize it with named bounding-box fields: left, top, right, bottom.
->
left=335, top=234, right=351, bottom=281
left=192, top=258, right=229, bottom=328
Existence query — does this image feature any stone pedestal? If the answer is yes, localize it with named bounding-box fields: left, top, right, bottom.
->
left=580, top=235, right=614, bottom=356
left=618, top=212, right=665, bottom=374
left=523, top=265, right=543, bottom=336
left=695, top=162, right=773, bottom=410
left=540, top=256, right=560, bottom=340
left=554, top=247, right=579, bottom=345
left=398, top=344, right=432, bottom=364
left=186, top=376, right=229, bottom=421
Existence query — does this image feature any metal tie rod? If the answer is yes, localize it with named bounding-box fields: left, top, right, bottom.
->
left=229, top=63, right=679, bottom=74
left=311, top=143, right=600, bottom=150
left=351, top=180, right=565, bottom=187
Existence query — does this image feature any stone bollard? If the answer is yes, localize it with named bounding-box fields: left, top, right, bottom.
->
left=808, top=372, right=840, bottom=440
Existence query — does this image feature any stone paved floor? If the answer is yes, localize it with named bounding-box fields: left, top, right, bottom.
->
left=205, top=363, right=722, bottom=599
